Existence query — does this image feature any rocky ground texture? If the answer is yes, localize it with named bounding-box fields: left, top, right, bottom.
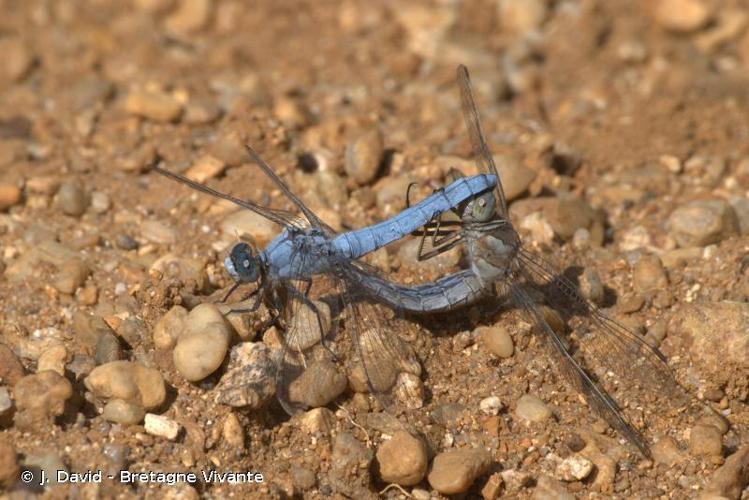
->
left=1, top=0, right=749, bottom=498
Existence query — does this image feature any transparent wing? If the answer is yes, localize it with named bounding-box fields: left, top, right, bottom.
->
left=152, top=165, right=306, bottom=229
left=245, top=144, right=335, bottom=234
left=457, top=64, right=509, bottom=219
left=274, top=261, right=340, bottom=415
left=337, top=262, right=424, bottom=410
left=510, top=282, right=651, bottom=457
left=516, top=247, right=687, bottom=408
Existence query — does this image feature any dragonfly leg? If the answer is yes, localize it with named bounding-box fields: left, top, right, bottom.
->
left=223, top=284, right=264, bottom=315
left=416, top=232, right=464, bottom=261
left=256, top=309, right=281, bottom=335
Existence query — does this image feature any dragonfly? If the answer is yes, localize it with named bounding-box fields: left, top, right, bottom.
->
left=354, top=65, right=689, bottom=457
left=153, top=152, right=496, bottom=414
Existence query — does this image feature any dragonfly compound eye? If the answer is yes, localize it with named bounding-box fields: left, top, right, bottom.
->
left=225, top=242, right=260, bottom=283
left=466, top=192, right=495, bottom=222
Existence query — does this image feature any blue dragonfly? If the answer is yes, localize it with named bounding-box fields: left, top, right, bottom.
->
left=153, top=150, right=496, bottom=413
left=354, top=65, right=689, bottom=457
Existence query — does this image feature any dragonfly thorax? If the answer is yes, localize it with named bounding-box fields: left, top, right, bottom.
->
left=225, top=242, right=261, bottom=283
left=465, top=224, right=520, bottom=284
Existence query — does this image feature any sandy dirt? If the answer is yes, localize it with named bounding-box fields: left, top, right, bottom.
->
left=1, top=0, right=749, bottom=498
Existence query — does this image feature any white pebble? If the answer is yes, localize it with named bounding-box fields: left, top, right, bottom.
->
left=556, top=454, right=593, bottom=481
left=144, top=413, right=181, bottom=440
left=479, top=396, right=503, bottom=416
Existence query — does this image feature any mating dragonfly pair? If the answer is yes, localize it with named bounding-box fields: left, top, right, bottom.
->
left=155, top=65, right=687, bottom=457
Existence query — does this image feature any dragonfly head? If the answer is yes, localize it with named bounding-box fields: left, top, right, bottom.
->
left=225, top=242, right=261, bottom=283
left=463, top=190, right=496, bottom=223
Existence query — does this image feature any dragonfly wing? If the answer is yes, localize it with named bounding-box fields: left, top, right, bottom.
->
left=510, top=282, right=651, bottom=457
left=273, top=245, right=340, bottom=414
left=338, top=262, right=424, bottom=409
left=457, top=64, right=509, bottom=219
left=152, top=165, right=305, bottom=230
left=245, top=144, right=334, bottom=233
left=516, top=248, right=687, bottom=406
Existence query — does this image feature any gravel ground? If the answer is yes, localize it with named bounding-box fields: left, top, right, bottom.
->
left=1, top=0, right=749, bottom=498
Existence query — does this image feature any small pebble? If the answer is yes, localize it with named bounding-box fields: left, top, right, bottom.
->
left=287, top=358, right=347, bottom=408
left=411, top=489, right=431, bottom=500
left=73, top=311, right=118, bottom=355
left=427, top=447, right=492, bottom=495
left=0, top=436, right=18, bottom=488
left=479, top=396, right=503, bottom=416
left=376, top=431, right=428, bottom=486
left=702, top=445, right=749, bottom=499
left=373, top=175, right=411, bottom=219
left=84, top=360, right=166, bottom=410
left=0, top=38, right=33, bottom=82
left=273, top=96, right=311, bottom=129
left=207, top=131, right=246, bottom=167
left=0, top=183, right=22, bottom=211
left=651, top=436, right=686, bottom=466
left=125, top=89, right=182, bottom=122
left=667, top=199, right=739, bottom=248
left=23, top=452, right=66, bottom=486
left=90, top=191, right=111, bottom=214
left=221, top=209, right=278, bottom=247
left=519, top=211, right=555, bottom=245
left=481, top=473, right=503, bottom=500
left=52, top=258, right=91, bottom=295
left=698, top=411, right=729, bottom=435
left=632, top=254, right=669, bottom=292
left=653, top=0, right=710, bottom=33
left=165, top=0, right=213, bottom=34
left=95, top=327, right=123, bottom=365
left=345, top=129, right=383, bottom=185
left=185, top=154, right=227, bottom=183
left=579, top=268, right=604, bottom=304
left=13, top=371, right=73, bottom=431
left=153, top=305, right=188, bottom=350
left=497, top=0, right=547, bottom=34
left=556, top=454, right=594, bottom=481
left=618, top=292, right=645, bottom=313
left=183, top=99, right=222, bottom=124
left=290, top=465, right=317, bottom=491
left=55, top=181, right=89, bottom=216
left=26, top=175, right=60, bottom=196
left=144, top=413, right=181, bottom=440
left=102, top=398, right=146, bottom=425
left=222, top=413, right=245, bottom=449
left=689, top=423, right=723, bottom=457
left=297, top=407, right=335, bottom=434
left=493, top=154, right=535, bottom=201
left=515, top=394, right=552, bottom=423
left=478, top=325, right=514, bottom=358
left=0, top=387, right=13, bottom=421
left=214, top=343, right=276, bottom=409
left=330, top=432, right=373, bottom=495
left=533, top=475, right=575, bottom=500
left=668, top=302, right=749, bottom=386
left=0, top=343, right=26, bottom=385
left=728, top=196, right=749, bottom=235
left=115, top=234, right=139, bottom=250
left=141, top=220, right=178, bottom=245
left=37, top=345, right=67, bottom=376
left=173, top=303, right=232, bottom=382
left=150, top=254, right=207, bottom=291
left=393, top=372, right=425, bottom=409
left=76, top=284, right=99, bottom=305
